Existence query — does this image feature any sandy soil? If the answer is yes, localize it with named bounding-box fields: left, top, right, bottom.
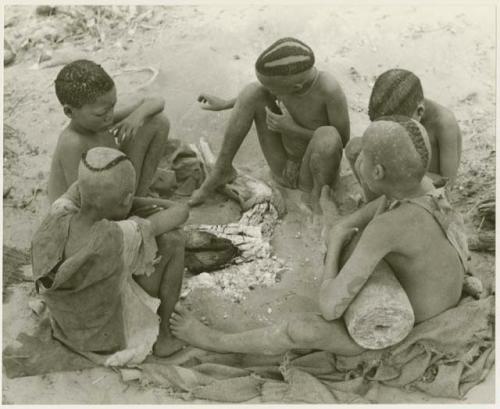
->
left=2, top=4, right=495, bottom=404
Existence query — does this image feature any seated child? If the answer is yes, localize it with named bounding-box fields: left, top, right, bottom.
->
left=48, top=59, right=170, bottom=203
left=190, top=37, right=350, bottom=214
left=168, top=116, right=468, bottom=356
left=32, top=147, right=189, bottom=363
left=346, top=68, right=462, bottom=201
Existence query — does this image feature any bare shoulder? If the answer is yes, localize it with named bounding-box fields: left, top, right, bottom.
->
left=57, top=127, right=86, bottom=157
left=424, top=99, right=458, bottom=127
left=317, top=71, right=345, bottom=97
left=367, top=204, right=414, bottom=240
left=239, top=81, right=272, bottom=101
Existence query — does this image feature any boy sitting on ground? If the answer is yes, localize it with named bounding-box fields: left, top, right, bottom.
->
left=48, top=59, right=170, bottom=203
left=32, top=147, right=189, bottom=362
left=346, top=68, right=462, bottom=201
left=169, top=116, right=468, bottom=356
left=190, top=37, right=350, bottom=214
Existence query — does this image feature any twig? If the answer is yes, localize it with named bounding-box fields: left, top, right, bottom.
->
left=477, top=216, right=486, bottom=232
left=5, top=92, right=31, bottom=118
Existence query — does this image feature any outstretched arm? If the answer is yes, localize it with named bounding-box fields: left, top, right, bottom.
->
left=111, top=95, right=165, bottom=143
left=198, top=94, right=236, bottom=111
left=319, top=217, right=393, bottom=321
left=146, top=203, right=189, bottom=237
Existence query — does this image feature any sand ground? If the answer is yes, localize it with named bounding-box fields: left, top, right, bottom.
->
left=2, top=4, right=496, bottom=404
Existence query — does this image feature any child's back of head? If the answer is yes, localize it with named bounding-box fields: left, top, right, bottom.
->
left=361, top=115, right=430, bottom=192
left=368, top=69, right=424, bottom=120
left=255, top=37, right=315, bottom=77
left=78, top=147, right=136, bottom=220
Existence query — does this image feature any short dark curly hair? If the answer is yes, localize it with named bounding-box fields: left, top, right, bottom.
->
left=368, top=69, right=424, bottom=121
left=55, top=60, right=115, bottom=108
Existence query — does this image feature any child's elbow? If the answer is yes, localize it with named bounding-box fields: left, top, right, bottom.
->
left=145, top=95, right=165, bottom=112
left=318, top=301, right=338, bottom=321
left=318, top=293, right=339, bottom=321
left=154, top=96, right=166, bottom=111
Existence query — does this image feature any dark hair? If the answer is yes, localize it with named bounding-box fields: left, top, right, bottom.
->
left=368, top=69, right=424, bottom=120
left=55, top=60, right=115, bottom=108
left=376, top=115, right=429, bottom=170
left=255, top=37, right=315, bottom=76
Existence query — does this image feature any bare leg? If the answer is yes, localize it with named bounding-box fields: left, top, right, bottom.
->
left=121, top=113, right=170, bottom=197
left=345, top=137, right=379, bottom=203
left=134, top=229, right=186, bottom=356
left=189, top=83, right=288, bottom=206
left=170, top=304, right=364, bottom=356
left=299, top=126, right=343, bottom=214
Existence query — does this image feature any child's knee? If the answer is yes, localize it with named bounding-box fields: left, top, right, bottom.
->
left=345, top=137, right=362, bottom=163
left=239, top=83, right=271, bottom=109
left=311, top=127, right=343, bottom=157
left=144, top=112, right=170, bottom=137
left=157, top=229, right=185, bottom=251
left=286, top=316, right=325, bottom=346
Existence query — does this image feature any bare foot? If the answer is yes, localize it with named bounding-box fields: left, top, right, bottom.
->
left=169, top=303, right=218, bottom=351
left=153, top=334, right=185, bottom=357
left=188, top=166, right=237, bottom=206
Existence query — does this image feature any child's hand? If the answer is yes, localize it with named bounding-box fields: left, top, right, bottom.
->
left=132, top=204, right=165, bottom=218
left=197, top=94, right=229, bottom=111
left=265, top=102, right=297, bottom=134
left=111, top=112, right=144, bottom=144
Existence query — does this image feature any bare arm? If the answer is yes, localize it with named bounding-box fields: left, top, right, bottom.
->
left=325, top=83, right=350, bottom=147
left=146, top=203, right=189, bottom=236
left=113, top=95, right=165, bottom=124
left=198, top=93, right=236, bottom=111
left=132, top=196, right=179, bottom=212
left=319, top=218, right=393, bottom=321
left=322, top=196, right=387, bottom=282
left=57, top=138, right=85, bottom=199
left=333, top=195, right=387, bottom=231
left=436, top=117, right=461, bottom=185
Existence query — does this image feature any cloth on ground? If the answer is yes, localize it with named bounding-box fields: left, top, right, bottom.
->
left=5, top=294, right=492, bottom=404
left=133, top=296, right=494, bottom=402
left=30, top=197, right=160, bottom=367
left=152, top=138, right=205, bottom=196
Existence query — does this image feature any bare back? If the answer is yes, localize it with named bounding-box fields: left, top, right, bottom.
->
left=380, top=203, right=464, bottom=322
left=48, top=126, right=118, bottom=203
left=421, top=99, right=462, bottom=180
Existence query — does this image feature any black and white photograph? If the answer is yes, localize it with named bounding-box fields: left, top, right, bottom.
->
left=2, top=1, right=496, bottom=404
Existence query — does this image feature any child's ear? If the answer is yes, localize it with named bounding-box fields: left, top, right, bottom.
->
left=123, top=192, right=133, bottom=207
left=373, top=164, right=385, bottom=180
left=415, top=102, right=425, bottom=121
left=63, top=105, right=73, bottom=118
